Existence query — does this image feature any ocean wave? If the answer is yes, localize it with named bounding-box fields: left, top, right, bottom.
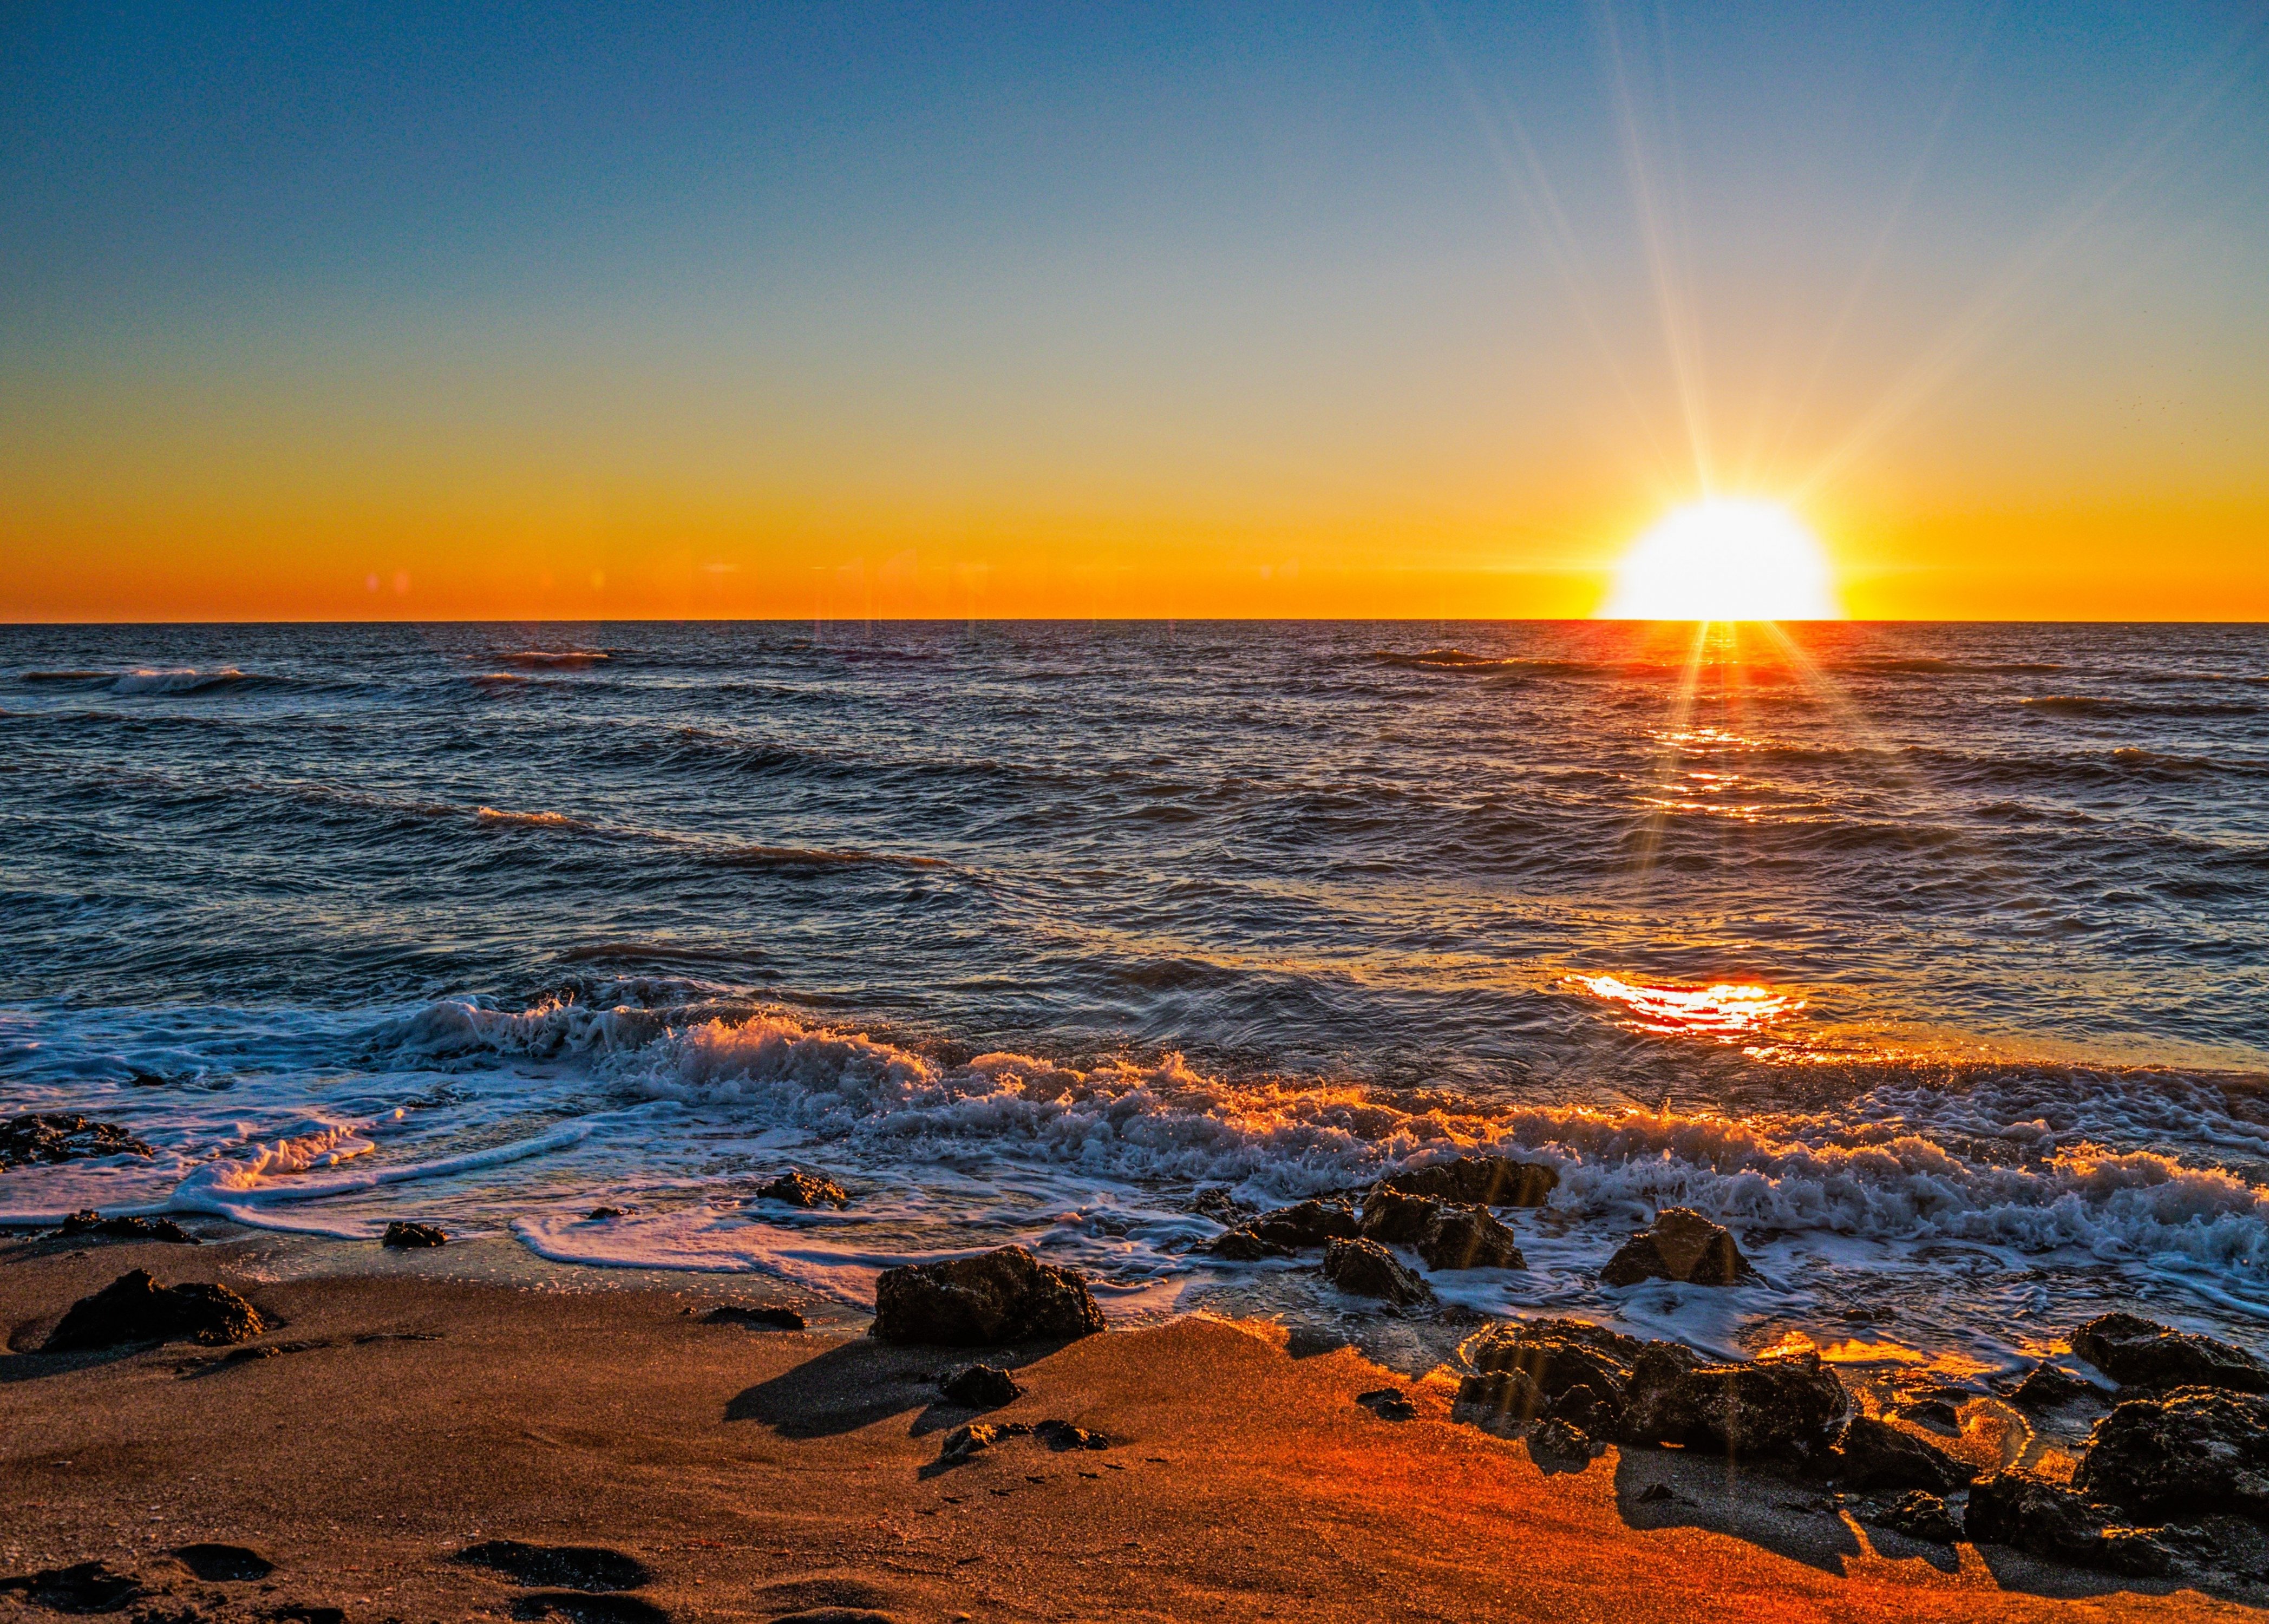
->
left=2024, top=695, right=2263, bottom=720
left=21, top=667, right=278, bottom=696
left=494, top=650, right=609, bottom=669
left=1832, top=658, right=2065, bottom=677
left=475, top=806, right=596, bottom=833
left=365, top=996, right=2269, bottom=1281
left=709, top=843, right=951, bottom=873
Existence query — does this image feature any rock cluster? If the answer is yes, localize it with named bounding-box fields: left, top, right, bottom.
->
left=2071, top=1309, right=2269, bottom=1393
left=1, top=1112, right=153, bottom=1169
left=755, top=1170, right=852, bottom=1209
left=382, top=1221, right=448, bottom=1248
left=938, top=1417, right=1110, bottom=1463
left=54, top=1210, right=197, bottom=1244
left=1207, top=1181, right=1527, bottom=1280
left=1377, top=1155, right=1558, bottom=1207
left=43, top=1269, right=266, bottom=1351
left=702, top=1302, right=807, bottom=1331
left=870, top=1246, right=1106, bottom=1346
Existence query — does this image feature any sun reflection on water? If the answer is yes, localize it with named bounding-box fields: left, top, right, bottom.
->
left=1575, top=973, right=1804, bottom=1040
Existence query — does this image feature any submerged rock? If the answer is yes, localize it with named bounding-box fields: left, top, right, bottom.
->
left=1875, top=1491, right=1961, bottom=1544
left=1209, top=1199, right=1362, bottom=1258
left=1417, top=1205, right=1525, bottom=1271
left=1320, top=1237, right=1431, bottom=1305
left=2004, top=1360, right=2111, bottom=1410
left=1965, top=1469, right=2170, bottom=1575
left=1599, top=1208, right=1753, bottom=1288
left=2070, top=1311, right=2269, bottom=1394
left=54, top=1210, right=197, bottom=1244
left=2071, top=1386, right=2269, bottom=1522
left=381, top=1220, right=447, bottom=1248
left=940, top=1364, right=1024, bottom=1409
left=756, top=1170, right=851, bottom=1209
left=0, top=1113, right=153, bottom=1169
left=870, top=1246, right=1106, bottom=1346
left=1620, top=1349, right=1847, bottom=1463
left=44, top=1268, right=266, bottom=1351
left=1830, top=1415, right=1975, bottom=1492
left=1378, top=1155, right=1558, bottom=1208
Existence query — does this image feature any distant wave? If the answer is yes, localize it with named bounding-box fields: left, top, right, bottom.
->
left=475, top=806, right=596, bottom=833
left=1834, top=657, right=2064, bottom=676
left=2023, top=695, right=2262, bottom=719
left=709, top=842, right=951, bottom=873
left=1375, top=647, right=1653, bottom=678
left=495, top=649, right=609, bottom=669
left=21, top=666, right=276, bottom=696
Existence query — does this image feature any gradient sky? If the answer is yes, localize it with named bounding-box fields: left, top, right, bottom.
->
left=4, top=2, right=2266, bottom=620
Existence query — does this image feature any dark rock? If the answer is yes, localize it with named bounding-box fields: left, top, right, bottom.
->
left=172, top=1544, right=273, bottom=1582
left=1357, top=1188, right=1442, bottom=1246
left=702, top=1304, right=807, bottom=1331
left=939, top=1420, right=1028, bottom=1461
left=1599, top=1208, right=1753, bottom=1288
left=1034, top=1418, right=1109, bottom=1451
left=2071, top=1386, right=2269, bottom=1522
left=1379, top=1155, right=1558, bottom=1208
left=1965, top=1469, right=2170, bottom=1575
left=1620, top=1349, right=1847, bottom=1463
left=0, top=1561, right=145, bottom=1612
left=1320, top=1237, right=1431, bottom=1305
left=586, top=1207, right=627, bottom=1221
left=55, top=1211, right=197, bottom=1245
left=755, top=1170, right=851, bottom=1209
left=381, top=1221, right=447, bottom=1249
left=1209, top=1200, right=1362, bottom=1258
left=456, top=1540, right=654, bottom=1592
left=1464, top=1317, right=1649, bottom=1410
left=0, top=1112, right=154, bottom=1169
left=512, top=1595, right=670, bottom=1624
left=940, top=1364, right=1024, bottom=1409
left=44, top=1268, right=266, bottom=1351
left=1831, top=1415, right=1976, bottom=1492
left=1547, top=1384, right=1614, bottom=1438
left=1356, top=1387, right=1417, bottom=1421
left=1455, top=1368, right=1548, bottom=1429
left=1416, top=1205, right=1525, bottom=1271
left=1875, top=1491, right=1961, bottom=1544
left=1528, top=1415, right=1598, bottom=1468
left=869, top=1246, right=1105, bottom=1346
left=2005, top=1360, right=2110, bottom=1410
left=2070, top=1311, right=2269, bottom=1394
left=1189, top=1188, right=1251, bottom=1226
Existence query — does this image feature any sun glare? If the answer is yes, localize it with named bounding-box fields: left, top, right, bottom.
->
left=1598, top=499, right=1842, bottom=621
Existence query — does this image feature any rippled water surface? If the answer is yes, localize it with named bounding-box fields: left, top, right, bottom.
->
left=4, top=621, right=2266, bottom=1370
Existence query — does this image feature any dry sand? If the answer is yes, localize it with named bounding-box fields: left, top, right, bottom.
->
left=3, top=1231, right=2260, bottom=1624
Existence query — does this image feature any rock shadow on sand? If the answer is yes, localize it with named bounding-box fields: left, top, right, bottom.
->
left=724, top=1338, right=1064, bottom=1440
left=1610, top=1449, right=1862, bottom=1578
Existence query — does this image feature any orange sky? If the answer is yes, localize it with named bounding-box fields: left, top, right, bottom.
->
left=3, top=5, right=2265, bottom=621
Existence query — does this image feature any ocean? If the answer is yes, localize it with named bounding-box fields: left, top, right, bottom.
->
left=3, top=620, right=2266, bottom=1377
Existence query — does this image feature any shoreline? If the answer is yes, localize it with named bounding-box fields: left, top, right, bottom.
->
left=5, top=1227, right=2260, bottom=1622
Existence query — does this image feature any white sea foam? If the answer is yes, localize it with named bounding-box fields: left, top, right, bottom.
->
left=111, top=667, right=250, bottom=695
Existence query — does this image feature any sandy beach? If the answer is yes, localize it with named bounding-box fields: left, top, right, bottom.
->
left=4, top=1229, right=2260, bottom=1624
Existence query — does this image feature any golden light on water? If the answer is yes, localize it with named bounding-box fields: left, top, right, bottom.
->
left=1598, top=499, right=1841, bottom=621
left=1576, top=973, right=1804, bottom=1040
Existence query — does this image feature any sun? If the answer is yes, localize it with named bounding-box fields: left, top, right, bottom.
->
left=1598, top=499, right=1842, bottom=621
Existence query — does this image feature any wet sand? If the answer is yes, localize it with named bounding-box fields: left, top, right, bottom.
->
left=2, top=1233, right=2259, bottom=1623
